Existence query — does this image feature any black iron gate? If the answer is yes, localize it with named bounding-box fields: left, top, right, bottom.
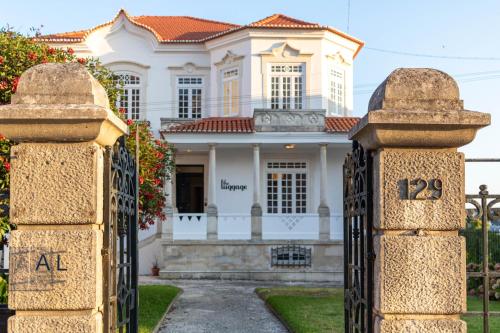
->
left=343, top=141, right=374, bottom=333
left=103, top=136, right=139, bottom=333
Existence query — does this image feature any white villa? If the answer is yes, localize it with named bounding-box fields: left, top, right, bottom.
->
left=41, top=9, right=363, bottom=282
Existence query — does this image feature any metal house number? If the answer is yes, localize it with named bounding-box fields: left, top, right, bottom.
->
left=401, top=178, right=443, bottom=200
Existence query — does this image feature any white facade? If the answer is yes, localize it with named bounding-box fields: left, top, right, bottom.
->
left=46, top=10, right=363, bottom=279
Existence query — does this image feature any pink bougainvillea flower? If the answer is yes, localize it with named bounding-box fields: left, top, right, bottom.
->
left=119, top=108, right=126, bottom=114
left=47, top=47, right=56, bottom=55
left=3, top=162, right=10, bottom=172
left=0, top=81, right=8, bottom=90
left=67, top=48, right=74, bottom=55
left=139, top=176, right=144, bottom=185
left=0, top=56, right=4, bottom=64
left=77, top=58, right=86, bottom=65
left=126, top=119, right=134, bottom=126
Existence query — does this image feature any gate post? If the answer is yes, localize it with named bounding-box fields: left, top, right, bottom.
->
left=350, top=68, right=490, bottom=332
left=0, top=63, right=127, bottom=332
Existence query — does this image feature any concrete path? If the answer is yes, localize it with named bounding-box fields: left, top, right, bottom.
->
left=139, top=278, right=322, bottom=333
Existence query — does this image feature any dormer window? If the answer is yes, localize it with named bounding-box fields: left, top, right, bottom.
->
left=269, top=64, right=304, bottom=110
left=177, top=77, right=203, bottom=119
left=114, top=72, right=142, bottom=120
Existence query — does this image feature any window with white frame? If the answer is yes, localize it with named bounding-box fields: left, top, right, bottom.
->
left=266, top=162, right=307, bottom=214
left=177, top=77, right=203, bottom=119
left=269, top=64, right=304, bottom=110
left=329, top=68, right=345, bottom=115
left=114, top=73, right=142, bottom=120
left=222, top=68, right=239, bottom=116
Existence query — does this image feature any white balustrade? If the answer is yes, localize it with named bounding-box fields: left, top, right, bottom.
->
left=173, top=213, right=208, bottom=240
left=330, top=214, right=343, bottom=240
left=262, top=214, right=319, bottom=240
left=218, top=214, right=251, bottom=240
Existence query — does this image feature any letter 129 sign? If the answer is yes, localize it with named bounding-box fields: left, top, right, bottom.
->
left=400, top=178, right=443, bottom=200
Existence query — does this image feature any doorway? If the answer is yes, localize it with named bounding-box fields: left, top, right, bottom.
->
left=176, top=165, right=204, bottom=213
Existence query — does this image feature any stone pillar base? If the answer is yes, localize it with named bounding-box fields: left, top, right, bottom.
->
left=207, top=204, right=218, bottom=240
left=9, top=313, right=102, bottom=333
left=375, top=318, right=466, bottom=333
left=318, top=205, right=330, bottom=241
left=251, top=203, right=262, bottom=240
left=162, top=205, right=174, bottom=241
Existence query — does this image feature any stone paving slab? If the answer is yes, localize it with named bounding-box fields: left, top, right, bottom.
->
left=139, top=277, right=333, bottom=333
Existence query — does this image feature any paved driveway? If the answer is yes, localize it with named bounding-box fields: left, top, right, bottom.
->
left=140, top=278, right=291, bottom=333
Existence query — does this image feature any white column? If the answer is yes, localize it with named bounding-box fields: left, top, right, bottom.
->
left=251, top=144, right=262, bottom=240
left=319, top=144, right=329, bottom=207
left=318, top=143, right=330, bottom=240
left=252, top=144, right=261, bottom=206
left=207, top=143, right=217, bottom=240
left=208, top=143, right=217, bottom=212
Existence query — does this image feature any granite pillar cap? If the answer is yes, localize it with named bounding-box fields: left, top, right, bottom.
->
left=0, top=63, right=128, bottom=146
left=349, top=68, right=490, bottom=150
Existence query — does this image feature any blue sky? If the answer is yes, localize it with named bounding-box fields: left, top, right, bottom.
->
left=2, top=0, right=499, bottom=192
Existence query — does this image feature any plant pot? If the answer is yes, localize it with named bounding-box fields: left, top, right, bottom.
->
left=0, top=304, right=14, bottom=332
left=151, top=267, right=160, bottom=276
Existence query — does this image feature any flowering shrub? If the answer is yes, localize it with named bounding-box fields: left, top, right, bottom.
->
left=0, top=29, right=174, bottom=240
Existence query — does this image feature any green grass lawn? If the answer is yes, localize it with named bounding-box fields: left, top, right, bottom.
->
left=464, top=296, right=500, bottom=333
left=256, top=287, right=500, bottom=333
left=256, top=287, right=344, bottom=333
left=138, top=285, right=181, bottom=333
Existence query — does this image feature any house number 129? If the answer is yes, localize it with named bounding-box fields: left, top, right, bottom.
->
left=402, top=178, right=443, bottom=200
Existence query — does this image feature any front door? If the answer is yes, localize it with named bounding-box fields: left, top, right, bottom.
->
left=176, top=165, right=204, bottom=213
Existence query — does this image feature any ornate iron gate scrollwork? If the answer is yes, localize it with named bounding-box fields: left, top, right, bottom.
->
left=103, top=136, right=139, bottom=333
left=343, top=141, right=374, bottom=333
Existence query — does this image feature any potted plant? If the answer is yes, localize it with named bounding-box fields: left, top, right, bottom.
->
left=151, top=257, right=160, bottom=276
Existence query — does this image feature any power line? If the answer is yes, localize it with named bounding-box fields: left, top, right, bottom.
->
left=364, top=47, right=500, bottom=61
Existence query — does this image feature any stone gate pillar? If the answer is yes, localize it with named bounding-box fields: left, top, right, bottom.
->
left=0, top=63, right=127, bottom=333
left=350, top=68, right=490, bottom=332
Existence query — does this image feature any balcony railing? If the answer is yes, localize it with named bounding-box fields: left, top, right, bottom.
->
left=253, top=108, right=326, bottom=132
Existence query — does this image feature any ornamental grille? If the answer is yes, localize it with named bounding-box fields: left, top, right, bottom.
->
left=271, top=245, right=311, bottom=267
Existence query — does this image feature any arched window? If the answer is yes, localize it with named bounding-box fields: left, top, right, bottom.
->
left=114, top=72, right=142, bottom=120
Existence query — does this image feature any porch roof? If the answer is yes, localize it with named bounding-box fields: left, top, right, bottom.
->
left=160, top=116, right=360, bottom=138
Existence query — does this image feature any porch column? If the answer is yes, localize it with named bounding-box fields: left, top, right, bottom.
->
left=318, top=143, right=330, bottom=241
left=251, top=144, right=262, bottom=240
left=207, top=143, right=218, bottom=240
left=161, top=175, right=174, bottom=240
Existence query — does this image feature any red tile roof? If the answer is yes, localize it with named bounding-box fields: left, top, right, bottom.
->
left=325, top=117, right=360, bottom=133
left=161, top=116, right=359, bottom=135
left=249, top=14, right=321, bottom=28
left=37, top=9, right=239, bottom=43
left=37, top=10, right=363, bottom=57
left=164, top=117, right=255, bottom=134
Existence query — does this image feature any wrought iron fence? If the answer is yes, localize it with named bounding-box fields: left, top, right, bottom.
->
left=103, top=136, right=139, bottom=333
left=343, top=141, right=373, bottom=333
left=462, top=157, right=500, bottom=333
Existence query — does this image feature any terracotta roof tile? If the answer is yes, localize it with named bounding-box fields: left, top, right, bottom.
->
left=163, top=117, right=254, bottom=134
left=325, top=117, right=360, bottom=133
left=37, top=9, right=239, bottom=43
left=249, top=14, right=320, bottom=27
left=36, top=10, right=363, bottom=57
left=161, top=116, right=359, bottom=135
